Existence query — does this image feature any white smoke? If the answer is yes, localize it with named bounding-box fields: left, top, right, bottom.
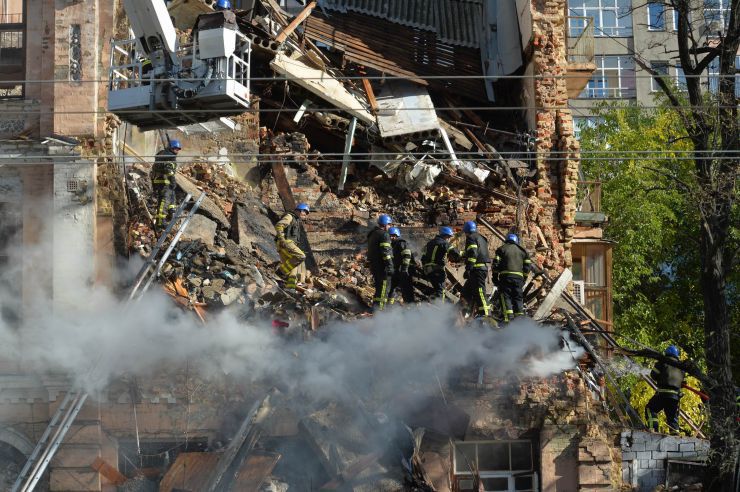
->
left=0, top=211, right=581, bottom=402
left=0, top=287, right=579, bottom=398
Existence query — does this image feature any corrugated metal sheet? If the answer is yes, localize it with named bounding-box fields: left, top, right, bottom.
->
left=305, top=10, right=487, bottom=101
left=317, top=0, right=484, bottom=48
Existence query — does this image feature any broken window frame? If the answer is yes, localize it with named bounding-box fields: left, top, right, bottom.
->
left=453, top=440, right=537, bottom=492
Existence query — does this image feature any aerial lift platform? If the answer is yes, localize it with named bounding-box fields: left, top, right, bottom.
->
left=108, top=0, right=252, bottom=130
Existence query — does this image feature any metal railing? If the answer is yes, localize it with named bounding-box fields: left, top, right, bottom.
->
left=577, top=180, right=601, bottom=213
left=567, top=16, right=595, bottom=65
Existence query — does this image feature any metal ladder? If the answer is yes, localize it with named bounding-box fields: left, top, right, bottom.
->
left=12, top=192, right=204, bottom=492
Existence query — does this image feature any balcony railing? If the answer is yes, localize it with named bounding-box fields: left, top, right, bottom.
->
left=567, top=16, right=594, bottom=65
left=577, top=181, right=601, bottom=213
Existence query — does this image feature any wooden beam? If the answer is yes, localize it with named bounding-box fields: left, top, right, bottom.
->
left=91, top=458, right=127, bottom=486
left=533, top=268, right=572, bottom=320
left=275, top=1, right=317, bottom=43
left=361, top=78, right=378, bottom=115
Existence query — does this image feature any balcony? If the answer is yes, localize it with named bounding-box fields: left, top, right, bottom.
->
left=575, top=180, right=606, bottom=224
left=566, top=16, right=596, bottom=99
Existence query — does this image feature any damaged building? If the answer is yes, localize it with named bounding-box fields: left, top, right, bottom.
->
left=0, top=0, right=713, bottom=491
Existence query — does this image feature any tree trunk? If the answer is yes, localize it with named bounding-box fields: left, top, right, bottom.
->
left=697, top=156, right=737, bottom=492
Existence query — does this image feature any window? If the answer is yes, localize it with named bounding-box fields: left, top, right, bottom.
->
left=703, top=0, right=730, bottom=32
left=580, top=55, right=636, bottom=99
left=675, top=65, right=687, bottom=91
left=0, top=0, right=25, bottom=98
left=707, top=56, right=740, bottom=97
left=0, top=200, right=22, bottom=328
left=454, top=441, right=537, bottom=492
left=573, top=116, right=603, bottom=139
left=651, top=61, right=669, bottom=92
left=672, top=7, right=690, bottom=31
left=572, top=242, right=612, bottom=328
left=647, top=2, right=665, bottom=30
left=568, top=0, right=633, bottom=37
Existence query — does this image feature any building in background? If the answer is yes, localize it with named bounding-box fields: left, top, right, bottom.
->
left=567, top=0, right=740, bottom=139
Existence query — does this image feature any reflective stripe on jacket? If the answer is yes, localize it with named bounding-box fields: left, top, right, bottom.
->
left=493, top=241, right=532, bottom=277
left=465, top=232, right=489, bottom=270
left=275, top=211, right=302, bottom=244
left=368, top=226, right=393, bottom=271
left=392, top=238, right=413, bottom=273
left=152, top=149, right=177, bottom=184
left=422, top=235, right=457, bottom=270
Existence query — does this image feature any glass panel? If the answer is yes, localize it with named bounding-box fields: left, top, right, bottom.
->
left=478, top=442, right=509, bottom=471
left=458, top=478, right=476, bottom=491
left=587, top=294, right=604, bottom=320
left=510, top=442, right=533, bottom=470
left=652, top=61, right=669, bottom=91
left=481, top=477, right=509, bottom=491
left=601, top=9, right=617, bottom=29
left=455, top=443, right=477, bottom=473
left=675, top=66, right=687, bottom=90
left=572, top=259, right=583, bottom=281
left=648, top=2, right=665, bottom=29
left=515, top=475, right=534, bottom=490
left=586, top=247, right=605, bottom=286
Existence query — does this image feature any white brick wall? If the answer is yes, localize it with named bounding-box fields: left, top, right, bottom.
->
left=621, top=430, right=709, bottom=491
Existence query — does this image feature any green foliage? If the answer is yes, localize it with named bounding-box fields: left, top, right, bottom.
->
left=579, top=104, right=705, bottom=359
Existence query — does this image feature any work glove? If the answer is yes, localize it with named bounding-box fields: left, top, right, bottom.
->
left=384, top=265, right=394, bottom=277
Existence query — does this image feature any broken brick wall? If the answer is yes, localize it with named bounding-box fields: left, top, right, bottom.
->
left=529, top=0, right=580, bottom=273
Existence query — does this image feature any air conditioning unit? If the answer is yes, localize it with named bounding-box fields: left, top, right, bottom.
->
left=572, top=280, right=586, bottom=305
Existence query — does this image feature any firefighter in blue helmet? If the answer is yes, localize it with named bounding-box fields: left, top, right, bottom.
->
left=492, top=232, right=532, bottom=321
left=367, top=215, right=394, bottom=310
left=387, top=227, right=414, bottom=304
left=275, top=203, right=310, bottom=290
left=462, top=221, right=490, bottom=317
left=421, top=226, right=460, bottom=300
left=151, top=139, right=182, bottom=230
left=645, top=345, right=685, bottom=435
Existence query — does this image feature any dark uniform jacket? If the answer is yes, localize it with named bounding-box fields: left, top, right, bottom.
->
left=392, top=239, right=413, bottom=273
left=275, top=211, right=302, bottom=243
left=493, top=242, right=532, bottom=277
left=367, top=227, right=393, bottom=272
left=465, top=232, right=490, bottom=271
left=651, top=357, right=685, bottom=394
left=152, top=149, right=178, bottom=184
left=422, top=235, right=459, bottom=272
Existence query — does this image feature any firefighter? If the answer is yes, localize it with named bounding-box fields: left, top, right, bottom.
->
left=645, top=345, right=685, bottom=435
left=421, top=226, right=460, bottom=300
left=492, top=233, right=532, bottom=321
left=387, top=227, right=414, bottom=304
left=275, top=203, right=310, bottom=290
left=462, top=221, right=490, bottom=317
left=367, top=215, right=394, bottom=311
left=151, top=139, right=182, bottom=230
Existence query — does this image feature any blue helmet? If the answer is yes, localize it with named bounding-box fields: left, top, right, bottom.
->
left=169, top=139, right=182, bottom=150
left=215, top=0, right=232, bottom=10
left=506, top=233, right=519, bottom=244
left=389, top=227, right=401, bottom=237
left=295, top=202, right=310, bottom=213
left=378, top=214, right=393, bottom=226
left=439, top=226, right=453, bottom=237
left=463, top=221, right=477, bottom=233
left=665, top=345, right=680, bottom=358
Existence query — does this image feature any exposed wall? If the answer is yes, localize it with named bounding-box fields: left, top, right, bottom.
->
left=529, top=0, right=579, bottom=272
left=621, top=430, right=709, bottom=491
